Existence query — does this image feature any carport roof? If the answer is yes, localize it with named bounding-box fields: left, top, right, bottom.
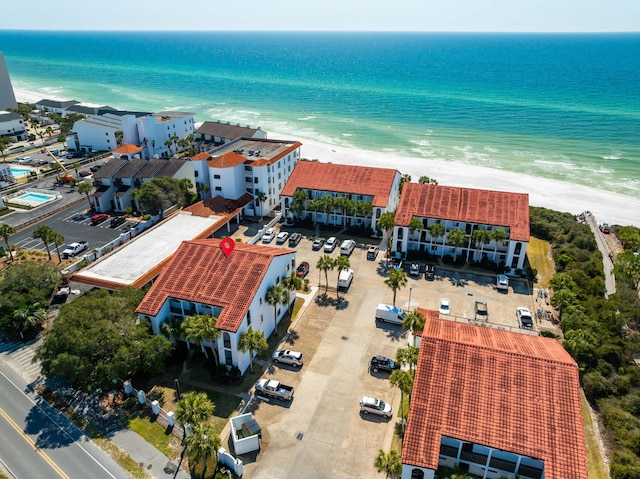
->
left=136, top=239, right=294, bottom=332
left=71, top=212, right=227, bottom=289
left=403, top=316, right=587, bottom=479
left=395, top=183, right=530, bottom=241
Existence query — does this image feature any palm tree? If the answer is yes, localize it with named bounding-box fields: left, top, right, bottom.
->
left=490, top=228, right=507, bottom=263
left=238, top=327, right=268, bottom=373
left=384, top=268, right=407, bottom=307
left=471, top=228, right=491, bottom=262
left=266, top=284, right=285, bottom=336
left=376, top=211, right=395, bottom=237
left=399, top=173, right=412, bottom=193
left=396, top=345, right=419, bottom=372
left=373, top=449, right=402, bottom=479
left=181, top=314, right=221, bottom=365
left=418, top=175, right=438, bottom=185
left=12, top=305, right=46, bottom=336
left=408, top=217, right=424, bottom=248
left=316, top=254, right=335, bottom=292
left=51, top=232, right=65, bottom=264
left=184, top=422, right=220, bottom=479
left=319, top=196, right=335, bottom=224
left=402, top=310, right=426, bottom=347
left=114, top=130, right=124, bottom=147
left=289, top=190, right=308, bottom=223
left=334, top=255, right=351, bottom=299
left=164, top=138, right=174, bottom=156
left=282, top=271, right=302, bottom=314
left=389, top=369, right=414, bottom=436
left=429, top=222, right=445, bottom=255
left=44, top=126, right=54, bottom=140
left=78, top=181, right=94, bottom=209
left=32, top=225, right=55, bottom=261
left=175, top=391, right=215, bottom=428
left=0, top=223, right=16, bottom=262
left=254, top=190, right=267, bottom=218
left=161, top=317, right=183, bottom=346
left=447, top=229, right=468, bottom=263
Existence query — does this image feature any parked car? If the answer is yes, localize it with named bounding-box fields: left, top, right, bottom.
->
left=425, top=264, right=435, bottom=280
left=340, top=239, right=356, bottom=256
left=439, top=298, right=451, bottom=315
left=369, top=356, right=400, bottom=373
left=276, top=231, right=290, bottom=244
left=337, top=268, right=354, bottom=290
left=255, top=379, right=294, bottom=400
left=110, top=217, right=126, bottom=228
left=78, top=170, right=92, bottom=177
left=272, top=350, right=303, bottom=367
left=262, top=228, right=276, bottom=243
left=497, top=274, right=509, bottom=291
left=375, top=304, right=406, bottom=325
left=601, top=223, right=611, bottom=234
left=324, top=236, right=338, bottom=253
left=312, top=237, right=325, bottom=251
left=288, top=232, right=302, bottom=247
left=296, top=261, right=310, bottom=278
left=89, top=165, right=102, bottom=173
left=366, top=245, right=379, bottom=260
left=360, top=396, right=392, bottom=419
left=474, top=301, right=488, bottom=321
left=516, top=307, right=534, bottom=329
left=409, top=263, right=421, bottom=276
left=392, top=257, right=403, bottom=270
left=91, top=213, right=109, bottom=225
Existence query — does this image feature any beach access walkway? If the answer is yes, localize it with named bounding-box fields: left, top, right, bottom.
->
left=584, top=212, right=616, bottom=298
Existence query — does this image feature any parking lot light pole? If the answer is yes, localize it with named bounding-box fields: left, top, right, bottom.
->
left=408, top=287, right=413, bottom=311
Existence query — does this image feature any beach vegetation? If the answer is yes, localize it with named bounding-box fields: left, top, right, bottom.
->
left=616, top=226, right=640, bottom=252
left=530, top=206, right=640, bottom=476
left=418, top=175, right=438, bottom=185
left=0, top=223, right=16, bottom=262
left=130, top=177, right=196, bottom=214
left=32, top=224, right=57, bottom=261
left=399, top=173, right=411, bottom=193
left=0, top=137, right=10, bottom=157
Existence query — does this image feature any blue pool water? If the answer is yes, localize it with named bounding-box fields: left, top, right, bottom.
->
left=10, top=167, right=31, bottom=176
left=18, top=193, right=55, bottom=203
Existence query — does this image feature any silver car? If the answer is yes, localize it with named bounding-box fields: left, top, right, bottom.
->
left=272, top=349, right=303, bottom=367
left=360, top=396, right=392, bottom=419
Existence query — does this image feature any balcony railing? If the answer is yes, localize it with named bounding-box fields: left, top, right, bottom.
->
left=489, top=457, right=517, bottom=473
left=459, top=451, right=488, bottom=465
left=439, top=444, right=459, bottom=458
left=517, top=465, right=543, bottom=479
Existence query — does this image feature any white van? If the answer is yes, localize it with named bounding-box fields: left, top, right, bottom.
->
left=340, top=239, right=356, bottom=256
left=337, top=269, right=354, bottom=290
left=375, top=304, right=405, bottom=325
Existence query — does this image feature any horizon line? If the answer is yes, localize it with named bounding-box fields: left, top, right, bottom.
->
left=1, top=29, right=639, bottom=34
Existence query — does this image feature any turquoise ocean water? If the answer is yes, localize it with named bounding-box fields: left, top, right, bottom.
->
left=1, top=31, right=639, bottom=197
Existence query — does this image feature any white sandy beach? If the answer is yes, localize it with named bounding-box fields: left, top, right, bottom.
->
left=15, top=88, right=639, bottom=227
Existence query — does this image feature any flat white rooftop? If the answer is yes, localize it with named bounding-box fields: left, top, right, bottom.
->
left=74, top=212, right=224, bottom=288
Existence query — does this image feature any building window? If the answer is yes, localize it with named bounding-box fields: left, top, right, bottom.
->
left=245, top=165, right=252, bottom=171
left=225, top=350, right=233, bottom=366
left=247, top=310, right=251, bottom=326
left=214, top=174, right=221, bottom=179
left=246, top=177, right=252, bottom=183
left=410, top=470, right=424, bottom=479
left=194, top=171, right=199, bottom=177
left=223, top=332, right=231, bottom=349
left=215, top=186, right=222, bottom=191
left=254, top=177, right=258, bottom=183
left=398, top=228, right=404, bottom=239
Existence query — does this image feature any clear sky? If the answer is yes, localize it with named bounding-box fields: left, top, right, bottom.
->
left=2, top=0, right=639, bottom=32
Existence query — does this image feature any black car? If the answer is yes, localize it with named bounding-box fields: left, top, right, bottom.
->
left=110, top=217, right=126, bottom=228
left=288, top=232, right=302, bottom=247
left=296, top=261, right=310, bottom=278
left=369, top=356, right=400, bottom=373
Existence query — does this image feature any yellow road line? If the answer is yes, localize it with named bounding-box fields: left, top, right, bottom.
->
left=0, top=407, right=71, bottom=479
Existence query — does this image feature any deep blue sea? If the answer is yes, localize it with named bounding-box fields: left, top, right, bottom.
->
left=1, top=31, right=639, bottom=197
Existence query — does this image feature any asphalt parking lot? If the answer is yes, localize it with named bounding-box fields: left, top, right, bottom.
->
left=240, top=226, right=541, bottom=479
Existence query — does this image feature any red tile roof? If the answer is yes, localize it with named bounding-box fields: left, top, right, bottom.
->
left=396, top=183, right=530, bottom=241
left=183, top=194, right=253, bottom=217
left=112, top=143, right=144, bottom=154
left=190, top=152, right=212, bottom=162
left=403, top=316, right=587, bottom=479
left=280, top=161, right=399, bottom=208
left=136, top=239, right=294, bottom=332
left=206, top=151, right=246, bottom=168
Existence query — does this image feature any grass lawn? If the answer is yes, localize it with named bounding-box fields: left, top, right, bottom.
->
left=126, top=416, right=181, bottom=458
left=581, top=391, right=609, bottom=479
left=527, top=237, right=554, bottom=287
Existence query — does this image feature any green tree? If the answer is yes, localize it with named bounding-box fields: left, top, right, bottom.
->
left=0, top=223, right=16, bottom=262
left=175, top=391, right=215, bottom=427
left=282, top=271, right=302, bottom=314
left=614, top=250, right=640, bottom=289
left=78, top=181, right=94, bottom=209
left=44, top=126, right=54, bottom=139
left=316, top=254, right=335, bottom=292
left=32, top=224, right=56, bottom=261
left=408, top=217, right=424, bottom=235
left=254, top=190, right=267, bottom=218
left=550, top=272, right=578, bottom=292
left=184, top=422, right=220, bottom=479
left=266, top=284, right=285, bottom=336
left=447, top=229, right=468, bottom=263
left=334, top=254, right=351, bottom=299
left=51, top=231, right=65, bottom=264
left=0, top=137, right=11, bottom=159
left=114, top=130, right=124, bottom=147
left=399, top=173, right=412, bottom=193
left=389, top=369, right=414, bottom=436
left=34, top=288, right=171, bottom=390
left=385, top=268, right=408, bottom=307
left=373, top=449, right=402, bottom=479
left=402, top=310, right=426, bottom=347
left=617, top=226, right=640, bottom=251
left=396, top=345, right=419, bottom=372
left=160, top=316, right=183, bottom=346
left=376, top=211, right=395, bottom=237
left=429, top=222, right=445, bottom=254
left=12, top=305, right=46, bottom=337
left=181, top=314, right=220, bottom=365
left=551, top=289, right=578, bottom=320
left=131, top=177, right=194, bottom=214
left=471, top=228, right=491, bottom=260
left=418, top=175, right=438, bottom=185
left=490, top=228, right=507, bottom=263
left=289, top=190, right=308, bottom=223
left=238, top=327, right=268, bottom=373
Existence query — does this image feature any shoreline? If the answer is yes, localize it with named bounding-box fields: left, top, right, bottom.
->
left=14, top=88, right=640, bottom=226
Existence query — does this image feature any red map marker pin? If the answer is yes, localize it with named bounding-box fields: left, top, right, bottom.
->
left=221, top=238, right=235, bottom=257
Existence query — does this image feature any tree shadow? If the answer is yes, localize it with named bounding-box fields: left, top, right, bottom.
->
left=314, top=293, right=349, bottom=310
left=283, top=328, right=299, bottom=345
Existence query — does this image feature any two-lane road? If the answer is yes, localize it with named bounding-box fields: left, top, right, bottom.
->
left=0, top=365, right=129, bottom=479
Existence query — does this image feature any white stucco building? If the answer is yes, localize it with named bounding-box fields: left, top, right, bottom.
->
left=136, top=239, right=296, bottom=373
left=0, top=111, right=27, bottom=142
left=0, top=52, right=17, bottom=112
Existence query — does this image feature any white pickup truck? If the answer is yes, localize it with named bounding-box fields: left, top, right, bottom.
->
left=61, top=241, right=88, bottom=259
left=255, top=379, right=294, bottom=400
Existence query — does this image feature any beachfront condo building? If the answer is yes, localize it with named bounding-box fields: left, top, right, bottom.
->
left=190, top=137, right=302, bottom=217
left=0, top=110, right=27, bottom=142
left=279, top=161, right=402, bottom=234
left=393, top=183, right=529, bottom=272
left=194, top=120, right=267, bottom=150
left=136, top=239, right=296, bottom=374
left=402, top=316, right=587, bottom=479
left=0, top=52, right=17, bottom=111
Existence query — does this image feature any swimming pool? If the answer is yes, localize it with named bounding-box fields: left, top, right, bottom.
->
left=2, top=188, right=62, bottom=208
left=10, top=167, right=32, bottom=177
left=19, top=193, right=55, bottom=203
